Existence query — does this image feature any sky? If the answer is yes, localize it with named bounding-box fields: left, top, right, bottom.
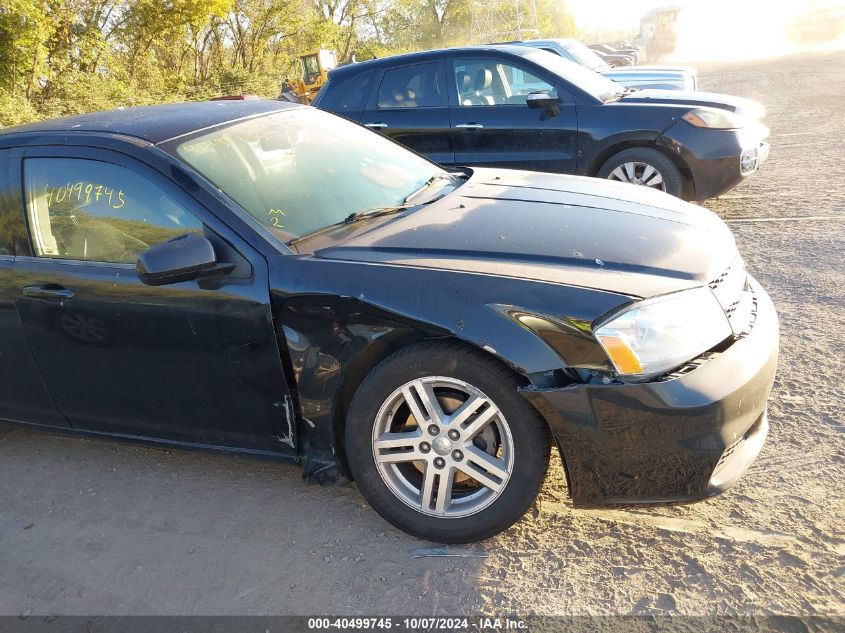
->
left=566, top=0, right=663, bottom=31
left=565, top=0, right=845, bottom=61
left=566, top=0, right=845, bottom=32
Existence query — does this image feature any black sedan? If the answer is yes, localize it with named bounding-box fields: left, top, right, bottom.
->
left=314, top=45, right=770, bottom=201
left=0, top=101, right=778, bottom=543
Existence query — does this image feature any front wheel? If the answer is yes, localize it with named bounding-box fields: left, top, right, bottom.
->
left=345, top=342, right=550, bottom=543
left=597, top=147, right=684, bottom=198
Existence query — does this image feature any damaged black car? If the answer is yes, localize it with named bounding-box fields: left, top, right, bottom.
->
left=0, top=101, right=778, bottom=543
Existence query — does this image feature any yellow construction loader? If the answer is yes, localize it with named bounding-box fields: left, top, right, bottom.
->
left=291, top=49, right=338, bottom=103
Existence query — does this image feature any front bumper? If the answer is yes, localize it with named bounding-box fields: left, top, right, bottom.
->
left=521, top=277, right=779, bottom=506
left=740, top=140, right=770, bottom=176
left=658, top=121, right=770, bottom=200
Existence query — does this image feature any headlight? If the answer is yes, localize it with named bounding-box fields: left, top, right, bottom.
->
left=682, top=107, right=746, bottom=130
left=594, top=287, right=732, bottom=381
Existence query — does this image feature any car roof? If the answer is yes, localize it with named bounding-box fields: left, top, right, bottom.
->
left=0, top=100, right=297, bottom=145
left=521, top=38, right=577, bottom=47
left=329, top=45, right=535, bottom=78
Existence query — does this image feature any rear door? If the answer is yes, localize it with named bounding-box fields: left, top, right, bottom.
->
left=11, top=145, right=295, bottom=452
left=0, top=150, right=66, bottom=427
left=316, top=68, right=380, bottom=123
left=357, top=61, right=454, bottom=165
left=448, top=55, right=578, bottom=173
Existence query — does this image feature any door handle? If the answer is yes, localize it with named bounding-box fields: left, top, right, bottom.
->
left=455, top=123, right=484, bottom=129
left=23, top=285, right=75, bottom=301
left=364, top=122, right=388, bottom=129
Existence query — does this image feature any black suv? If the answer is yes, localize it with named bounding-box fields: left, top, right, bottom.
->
left=314, top=45, right=770, bottom=201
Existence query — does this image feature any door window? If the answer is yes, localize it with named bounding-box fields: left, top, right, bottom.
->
left=320, top=70, right=378, bottom=112
left=453, top=59, right=554, bottom=106
left=0, top=162, right=26, bottom=256
left=23, top=158, right=202, bottom=264
left=377, top=63, right=442, bottom=109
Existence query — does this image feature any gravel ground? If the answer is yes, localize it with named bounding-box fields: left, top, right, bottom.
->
left=0, top=51, right=843, bottom=619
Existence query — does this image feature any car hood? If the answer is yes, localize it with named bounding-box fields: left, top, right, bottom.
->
left=311, top=169, right=739, bottom=300
left=601, top=67, right=696, bottom=91
left=603, top=66, right=696, bottom=80
left=621, top=89, right=765, bottom=119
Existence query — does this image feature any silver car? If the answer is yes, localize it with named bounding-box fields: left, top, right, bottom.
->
left=510, top=38, right=698, bottom=91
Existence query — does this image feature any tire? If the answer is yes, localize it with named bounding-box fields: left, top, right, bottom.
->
left=345, top=341, right=550, bottom=543
left=597, top=147, right=684, bottom=198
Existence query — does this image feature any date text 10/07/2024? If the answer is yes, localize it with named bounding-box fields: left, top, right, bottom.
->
left=306, top=617, right=528, bottom=630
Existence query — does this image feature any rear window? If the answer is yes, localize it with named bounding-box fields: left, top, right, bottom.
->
left=378, top=63, right=442, bottom=109
left=319, top=70, right=377, bottom=112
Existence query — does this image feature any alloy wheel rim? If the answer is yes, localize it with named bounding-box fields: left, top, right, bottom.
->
left=371, top=376, right=514, bottom=518
left=608, top=161, right=666, bottom=190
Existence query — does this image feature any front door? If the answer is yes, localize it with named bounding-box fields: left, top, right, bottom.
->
left=11, top=147, right=294, bottom=452
left=448, top=57, right=578, bottom=174
left=0, top=152, right=66, bottom=427
left=357, top=61, right=455, bottom=165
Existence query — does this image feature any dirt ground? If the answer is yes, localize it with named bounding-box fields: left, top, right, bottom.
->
left=1, top=51, right=843, bottom=618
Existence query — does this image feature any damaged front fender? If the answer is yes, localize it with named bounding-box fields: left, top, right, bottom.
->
left=268, top=255, right=630, bottom=471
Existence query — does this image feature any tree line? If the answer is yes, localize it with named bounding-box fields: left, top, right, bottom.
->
left=0, top=0, right=578, bottom=127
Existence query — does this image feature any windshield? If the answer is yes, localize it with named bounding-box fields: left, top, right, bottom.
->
left=302, top=54, right=319, bottom=81
left=523, top=49, right=621, bottom=102
left=168, top=108, right=444, bottom=242
left=560, top=40, right=610, bottom=72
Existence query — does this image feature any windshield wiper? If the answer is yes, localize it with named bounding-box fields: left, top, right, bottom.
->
left=342, top=205, right=413, bottom=224
left=403, top=173, right=458, bottom=204
left=288, top=204, right=413, bottom=247
left=288, top=173, right=464, bottom=248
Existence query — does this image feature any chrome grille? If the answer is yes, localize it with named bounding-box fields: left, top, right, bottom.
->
left=709, top=258, right=753, bottom=335
left=654, top=351, right=717, bottom=382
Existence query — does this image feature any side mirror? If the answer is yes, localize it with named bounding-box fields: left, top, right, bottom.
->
left=526, top=90, right=560, bottom=114
left=137, top=233, right=234, bottom=286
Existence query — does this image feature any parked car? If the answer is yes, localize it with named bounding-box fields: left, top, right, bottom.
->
left=0, top=101, right=778, bottom=542
left=600, top=42, right=641, bottom=61
left=593, top=50, right=635, bottom=67
left=591, top=43, right=639, bottom=61
left=314, top=45, right=769, bottom=201
left=208, top=94, right=261, bottom=101
left=588, top=44, right=636, bottom=67
left=509, top=38, right=698, bottom=91
left=608, top=40, right=641, bottom=52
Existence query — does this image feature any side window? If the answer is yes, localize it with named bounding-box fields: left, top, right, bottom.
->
left=0, top=159, right=27, bottom=256
left=320, top=70, right=377, bottom=112
left=377, top=63, right=441, bottom=109
left=23, top=158, right=203, bottom=264
left=454, top=59, right=555, bottom=106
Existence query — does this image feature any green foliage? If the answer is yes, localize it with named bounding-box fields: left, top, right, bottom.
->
left=0, top=92, right=39, bottom=127
left=0, top=0, right=580, bottom=128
